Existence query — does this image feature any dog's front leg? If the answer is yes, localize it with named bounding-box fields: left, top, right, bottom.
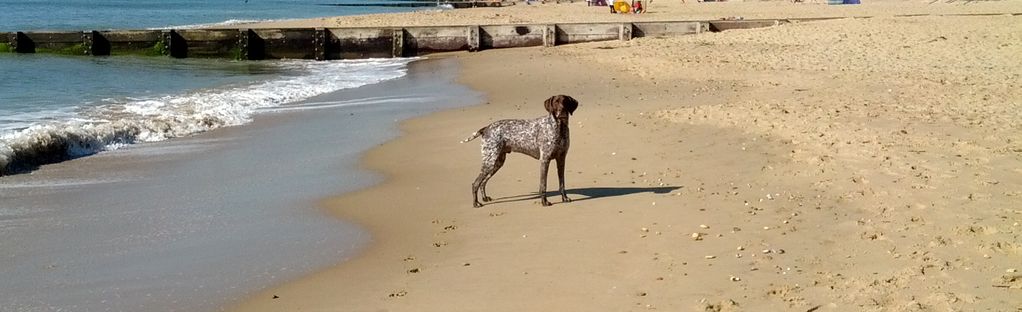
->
left=539, top=158, right=551, bottom=206
left=556, top=156, right=570, bottom=203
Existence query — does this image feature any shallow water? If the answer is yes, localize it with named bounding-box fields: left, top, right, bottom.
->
left=0, top=0, right=433, bottom=174
left=0, top=58, right=481, bottom=311
left=0, top=54, right=282, bottom=133
left=0, top=57, right=419, bottom=175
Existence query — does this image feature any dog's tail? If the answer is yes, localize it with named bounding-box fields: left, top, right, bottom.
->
left=460, top=126, right=488, bottom=143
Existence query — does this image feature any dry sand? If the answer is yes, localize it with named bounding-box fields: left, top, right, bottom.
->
left=233, top=2, right=1021, bottom=311
left=240, top=0, right=1021, bottom=28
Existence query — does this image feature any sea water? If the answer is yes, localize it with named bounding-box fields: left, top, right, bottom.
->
left=0, top=1, right=477, bottom=311
left=1, top=0, right=431, bottom=173
left=0, top=58, right=480, bottom=311
left=0, top=0, right=414, bottom=31
left=0, top=55, right=417, bottom=173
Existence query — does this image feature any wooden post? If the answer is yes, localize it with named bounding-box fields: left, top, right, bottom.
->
left=467, top=25, right=480, bottom=52
left=84, top=31, right=110, bottom=56
left=82, top=31, right=93, bottom=55
left=7, top=32, right=15, bottom=52
left=238, top=29, right=266, bottom=60
left=161, top=30, right=173, bottom=57
left=12, top=32, right=34, bottom=53
left=238, top=29, right=250, bottom=60
left=392, top=28, right=404, bottom=58
left=162, top=30, right=186, bottom=58
left=543, top=24, right=556, bottom=47
left=619, top=23, right=633, bottom=41
left=243, top=29, right=266, bottom=60
left=314, top=28, right=328, bottom=61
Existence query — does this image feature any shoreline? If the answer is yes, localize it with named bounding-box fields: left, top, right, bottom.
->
left=233, top=4, right=1021, bottom=311
left=231, top=45, right=822, bottom=311
left=230, top=47, right=675, bottom=311
left=0, top=57, right=478, bottom=312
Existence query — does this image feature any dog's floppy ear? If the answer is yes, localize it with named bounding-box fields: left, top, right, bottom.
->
left=544, top=96, right=558, bottom=116
left=561, top=95, right=578, bottom=116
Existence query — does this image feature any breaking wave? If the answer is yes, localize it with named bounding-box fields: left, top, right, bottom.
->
left=0, top=58, right=415, bottom=175
left=150, top=19, right=268, bottom=30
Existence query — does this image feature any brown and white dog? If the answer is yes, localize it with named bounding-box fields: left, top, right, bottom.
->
left=462, top=95, right=579, bottom=207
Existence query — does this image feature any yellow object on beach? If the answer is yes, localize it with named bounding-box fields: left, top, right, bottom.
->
left=614, top=1, right=631, bottom=13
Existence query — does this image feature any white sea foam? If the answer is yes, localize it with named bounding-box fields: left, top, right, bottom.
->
left=0, top=58, right=416, bottom=174
left=150, top=19, right=268, bottom=30
left=262, top=94, right=435, bottom=113
left=0, top=178, right=124, bottom=190
left=0, top=106, right=81, bottom=133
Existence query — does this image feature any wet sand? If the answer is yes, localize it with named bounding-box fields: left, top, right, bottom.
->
left=233, top=2, right=1021, bottom=311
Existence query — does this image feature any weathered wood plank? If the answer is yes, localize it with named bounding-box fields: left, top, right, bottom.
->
left=480, top=25, right=545, bottom=49
left=174, top=29, right=242, bottom=58
left=403, top=26, right=470, bottom=55
left=329, top=27, right=395, bottom=59
left=252, top=28, right=316, bottom=59
left=556, top=23, right=619, bottom=44
left=21, top=32, right=82, bottom=43
left=633, top=22, right=702, bottom=37
left=101, top=30, right=163, bottom=55
left=707, top=19, right=783, bottom=32
left=18, top=31, right=85, bottom=54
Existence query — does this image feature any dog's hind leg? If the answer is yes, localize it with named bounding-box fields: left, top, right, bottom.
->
left=479, top=151, right=506, bottom=202
left=472, top=169, right=489, bottom=208
left=472, top=145, right=503, bottom=207
left=555, top=155, right=571, bottom=203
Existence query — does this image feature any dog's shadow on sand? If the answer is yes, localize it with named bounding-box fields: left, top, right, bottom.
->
left=486, top=186, right=681, bottom=206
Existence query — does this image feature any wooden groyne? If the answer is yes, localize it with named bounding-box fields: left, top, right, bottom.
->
left=7, top=13, right=1014, bottom=61
left=320, top=0, right=516, bottom=9
left=0, top=19, right=815, bottom=60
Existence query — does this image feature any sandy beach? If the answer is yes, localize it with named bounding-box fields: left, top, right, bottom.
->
left=241, top=0, right=1021, bottom=28
left=233, top=1, right=1021, bottom=311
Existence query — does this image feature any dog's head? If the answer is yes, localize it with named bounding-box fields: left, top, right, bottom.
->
left=544, top=95, right=578, bottom=119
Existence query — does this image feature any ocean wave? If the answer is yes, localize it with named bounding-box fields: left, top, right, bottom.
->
left=149, top=19, right=269, bottom=30
left=262, top=94, right=436, bottom=113
left=0, top=58, right=415, bottom=175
